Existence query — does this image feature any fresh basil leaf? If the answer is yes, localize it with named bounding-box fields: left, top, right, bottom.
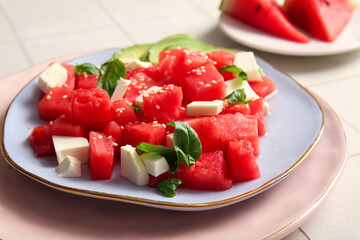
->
left=130, top=104, right=140, bottom=113
left=157, top=178, right=182, bottom=197
left=223, top=88, right=251, bottom=105
left=74, top=62, right=100, bottom=75
left=219, top=64, right=248, bottom=80
left=136, top=142, right=179, bottom=173
left=166, top=121, right=202, bottom=168
left=97, top=58, right=126, bottom=97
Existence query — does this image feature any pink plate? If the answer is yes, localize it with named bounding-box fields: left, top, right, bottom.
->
left=0, top=55, right=346, bottom=239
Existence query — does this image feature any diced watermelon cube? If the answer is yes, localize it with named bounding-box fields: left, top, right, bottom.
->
left=72, top=88, right=112, bottom=129
left=249, top=76, right=276, bottom=98
left=249, top=98, right=266, bottom=136
left=51, top=117, right=89, bottom=138
left=28, top=124, right=54, bottom=158
left=182, top=63, right=226, bottom=103
left=186, top=113, right=259, bottom=156
left=38, top=87, right=73, bottom=121
left=227, top=140, right=260, bottom=182
left=190, top=150, right=233, bottom=190
left=122, top=123, right=166, bottom=147
left=111, top=99, right=138, bottom=126
left=89, top=131, right=114, bottom=180
left=207, top=50, right=236, bottom=80
left=101, top=121, right=123, bottom=158
left=123, top=71, right=158, bottom=103
left=143, top=85, right=183, bottom=123
left=75, top=74, right=98, bottom=89
left=221, top=101, right=250, bottom=115
left=61, top=63, right=75, bottom=90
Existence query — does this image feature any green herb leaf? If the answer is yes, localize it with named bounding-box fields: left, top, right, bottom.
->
left=219, top=64, right=248, bottom=80
left=74, top=63, right=100, bottom=75
left=97, top=58, right=126, bottom=97
left=157, top=178, right=182, bottom=197
left=223, top=88, right=251, bottom=105
left=136, top=142, right=179, bottom=173
left=166, top=121, right=202, bottom=168
left=130, top=104, right=140, bottom=113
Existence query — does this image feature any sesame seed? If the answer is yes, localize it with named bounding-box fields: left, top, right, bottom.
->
left=62, top=95, right=68, bottom=99
left=211, top=80, right=217, bottom=84
left=204, top=84, right=211, bottom=88
left=128, top=122, right=132, bottom=125
left=141, top=122, right=145, bottom=124
left=113, top=142, right=118, bottom=146
left=180, top=107, right=185, bottom=110
left=59, top=114, right=65, bottom=118
left=120, top=126, right=125, bottom=129
left=155, top=105, right=160, bottom=110
left=166, top=131, right=170, bottom=134
left=98, top=135, right=103, bottom=139
left=46, top=95, right=51, bottom=100
left=185, top=59, right=192, bottom=65
left=199, top=81, right=204, bottom=85
left=153, top=121, right=158, bottom=124
left=49, top=121, right=53, bottom=125
left=162, top=124, right=166, bottom=128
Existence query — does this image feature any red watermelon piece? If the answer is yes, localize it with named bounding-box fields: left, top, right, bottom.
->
left=38, top=87, right=73, bottom=121
left=249, top=75, right=276, bottom=98
left=221, top=101, right=250, bottom=115
left=101, top=121, right=123, bottom=158
left=143, top=85, right=183, bottom=123
left=249, top=98, right=266, bottom=136
left=123, top=71, right=158, bottom=103
left=122, top=122, right=166, bottom=147
left=89, top=131, right=114, bottom=180
left=190, top=150, right=233, bottom=190
left=227, top=139, right=260, bottom=182
left=220, top=0, right=310, bottom=43
left=283, top=0, right=354, bottom=42
left=186, top=113, right=259, bottom=156
left=111, top=99, right=138, bottom=126
left=28, top=124, right=54, bottom=158
left=60, top=63, right=75, bottom=90
left=51, top=117, right=89, bottom=138
left=206, top=50, right=236, bottom=80
left=72, top=88, right=112, bottom=129
left=75, top=74, right=98, bottom=89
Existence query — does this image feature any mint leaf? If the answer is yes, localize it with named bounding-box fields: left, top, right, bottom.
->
left=74, top=63, right=99, bottom=75
left=166, top=121, right=202, bottom=168
left=157, top=178, right=182, bottom=197
left=223, top=88, right=251, bottom=105
left=219, top=64, right=248, bottom=80
left=136, top=142, right=179, bottom=173
left=97, top=58, right=125, bottom=97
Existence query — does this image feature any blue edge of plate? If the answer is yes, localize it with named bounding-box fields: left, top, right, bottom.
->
left=2, top=49, right=324, bottom=210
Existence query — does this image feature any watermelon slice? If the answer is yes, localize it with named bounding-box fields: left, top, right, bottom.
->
left=28, top=124, right=54, bottom=158
left=122, top=122, right=166, bottom=147
left=220, top=0, right=310, bottom=43
left=283, top=0, right=354, bottom=42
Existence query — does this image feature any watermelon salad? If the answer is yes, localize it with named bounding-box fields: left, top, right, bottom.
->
left=28, top=35, right=276, bottom=197
left=220, top=0, right=355, bottom=42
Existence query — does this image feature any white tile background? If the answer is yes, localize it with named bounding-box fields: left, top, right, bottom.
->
left=0, top=0, right=359, bottom=239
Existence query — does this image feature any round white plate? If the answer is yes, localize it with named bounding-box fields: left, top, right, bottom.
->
left=219, top=8, right=360, bottom=56
left=1, top=49, right=324, bottom=211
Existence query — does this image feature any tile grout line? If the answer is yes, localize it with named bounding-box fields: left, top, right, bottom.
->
left=0, top=3, right=34, bottom=65
left=299, top=227, right=312, bottom=240
left=339, top=115, right=360, bottom=133
left=349, top=152, right=360, bottom=158
left=306, top=73, right=360, bottom=88
left=94, top=0, right=136, bottom=45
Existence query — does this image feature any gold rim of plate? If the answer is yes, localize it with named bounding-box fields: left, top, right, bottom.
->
left=0, top=50, right=325, bottom=211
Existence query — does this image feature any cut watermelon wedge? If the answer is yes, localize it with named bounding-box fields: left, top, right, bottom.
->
left=220, top=0, right=310, bottom=43
left=283, top=0, right=354, bottom=42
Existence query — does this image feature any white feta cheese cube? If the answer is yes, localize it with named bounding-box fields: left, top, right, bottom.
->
left=120, top=145, right=149, bottom=186
left=233, top=52, right=262, bottom=82
left=125, top=59, right=152, bottom=72
left=111, top=78, right=131, bottom=102
left=165, top=133, right=174, bottom=150
left=38, top=63, right=68, bottom=93
left=186, top=100, right=224, bottom=117
left=225, top=78, right=260, bottom=101
left=135, top=86, right=162, bottom=112
left=52, top=136, right=89, bottom=164
left=140, top=153, right=169, bottom=177
left=55, top=155, right=81, bottom=178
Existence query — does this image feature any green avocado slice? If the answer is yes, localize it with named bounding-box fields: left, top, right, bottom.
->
left=112, top=43, right=153, bottom=60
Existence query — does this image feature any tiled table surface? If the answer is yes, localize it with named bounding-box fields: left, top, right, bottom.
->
left=0, top=0, right=359, bottom=239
